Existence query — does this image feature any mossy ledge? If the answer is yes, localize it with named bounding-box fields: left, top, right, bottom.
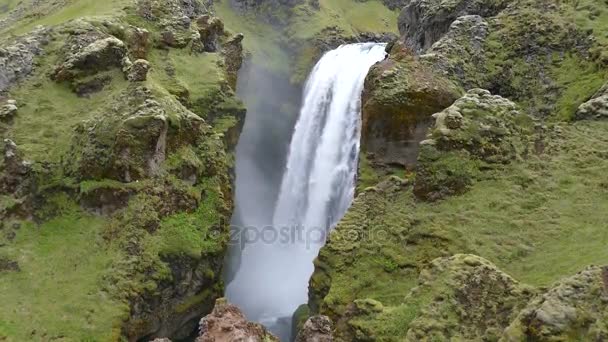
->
left=0, top=0, right=247, bottom=340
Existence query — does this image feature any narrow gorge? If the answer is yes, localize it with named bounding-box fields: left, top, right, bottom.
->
left=226, top=43, right=387, bottom=340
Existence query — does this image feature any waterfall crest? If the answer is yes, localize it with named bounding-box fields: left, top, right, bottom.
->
left=226, top=43, right=386, bottom=340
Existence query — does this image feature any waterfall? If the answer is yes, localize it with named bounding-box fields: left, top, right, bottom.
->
left=226, top=43, right=386, bottom=341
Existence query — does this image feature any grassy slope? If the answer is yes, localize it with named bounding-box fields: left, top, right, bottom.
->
left=313, top=121, right=608, bottom=338
left=0, top=0, right=239, bottom=340
left=0, top=195, right=126, bottom=341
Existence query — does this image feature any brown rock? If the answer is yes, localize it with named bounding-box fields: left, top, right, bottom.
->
left=295, top=315, right=333, bottom=342
left=361, top=41, right=461, bottom=167
left=196, top=298, right=279, bottom=342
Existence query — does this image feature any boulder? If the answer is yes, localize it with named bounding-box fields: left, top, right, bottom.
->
left=414, top=89, right=532, bottom=201
left=195, top=299, right=279, bottom=342
left=1, top=139, right=32, bottom=196
left=0, top=26, right=49, bottom=92
left=295, top=315, right=333, bottom=342
left=221, top=33, right=245, bottom=91
left=404, top=254, right=535, bottom=341
left=126, top=59, right=151, bottom=82
left=0, top=99, right=18, bottom=120
left=127, top=27, right=151, bottom=59
left=65, top=86, right=206, bottom=182
left=575, top=82, right=608, bottom=120
left=420, top=14, right=489, bottom=89
left=502, top=266, right=608, bottom=341
left=196, top=15, right=224, bottom=52
left=361, top=41, right=461, bottom=167
left=52, top=35, right=128, bottom=82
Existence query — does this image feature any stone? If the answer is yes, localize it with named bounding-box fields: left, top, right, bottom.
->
left=126, top=59, right=151, bottom=82
left=420, top=15, right=490, bottom=89
left=575, top=82, right=608, bottom=120
left=221, top=33, right=244, bottom=91
left=503, top=266, right=608, bottom=341
left=0, top=26, right=49, bottom=92
left=0, top=101, right=18, bottom=119
left=361, top=41, right=462, bottom=167
left=195, top=299, right=279, bottom=342
left=414, top=89, right=532, bottom=201
left=127, top=27, right=150, bottom=59
left=52, top=36, right=128, bottom=82
left=295, top=315, right=333, bottom=342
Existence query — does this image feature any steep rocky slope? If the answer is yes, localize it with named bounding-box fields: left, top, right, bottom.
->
left=309, top=0, right=608, bottom=340
left=0, top=0, right=247, bottom=340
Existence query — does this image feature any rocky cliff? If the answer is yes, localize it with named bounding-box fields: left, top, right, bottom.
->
left=0, top=0, right=247, bottom=340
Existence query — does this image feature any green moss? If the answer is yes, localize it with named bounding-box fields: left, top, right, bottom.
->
left=150, top=178, right=226, bottom=258
left=0, top=195, right=126, bottom=342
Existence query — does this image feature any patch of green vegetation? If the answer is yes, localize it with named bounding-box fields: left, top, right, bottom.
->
left=552, top=55, right=606, bottom=121
left=149, top=178, right=226, bottom=258
left=0, top=194, right=126, bottom=342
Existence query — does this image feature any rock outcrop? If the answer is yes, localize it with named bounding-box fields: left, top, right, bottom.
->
left=361, top=41, right=461, bottom=167
left=575, top=82, right=608, bottom=121
left=295, top=315, right=333, bottom=342
left=398, top=0, right=510, bottom=53
left=414, top=89, right=532, bottom=201
left=503, top=266, right=608, bottom=341
left=0, top=26, right=49, bottom=92
left=195, top=299, right=279, bottom=342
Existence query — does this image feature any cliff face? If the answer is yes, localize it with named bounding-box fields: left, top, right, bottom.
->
left=310, top=0, right=608, bottom=340
left=0, top=0, right=247, bottom=340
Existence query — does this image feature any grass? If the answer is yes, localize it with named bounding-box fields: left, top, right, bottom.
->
left=3, top=0, right=129, bottom=36
left=0, top=194, right=126, bottom=342
left=313, top=121, right=608, bottom=338
left=6, top=50, right=128, bottom=163
left=148, top=178, right=226, bottom=258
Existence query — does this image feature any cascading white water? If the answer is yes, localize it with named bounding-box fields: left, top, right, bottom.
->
left=226, top=43, right=386, bottom=341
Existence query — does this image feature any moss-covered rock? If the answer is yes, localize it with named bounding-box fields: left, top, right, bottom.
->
left=414, top=88, right=533, bottom=200
left=503, top=266, right=608, bottom=341
left=361, top=41, right=462, bottom=167
left=575, top=81, right=608, bottom=121
left=398, top=0, right=510, bottom=52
